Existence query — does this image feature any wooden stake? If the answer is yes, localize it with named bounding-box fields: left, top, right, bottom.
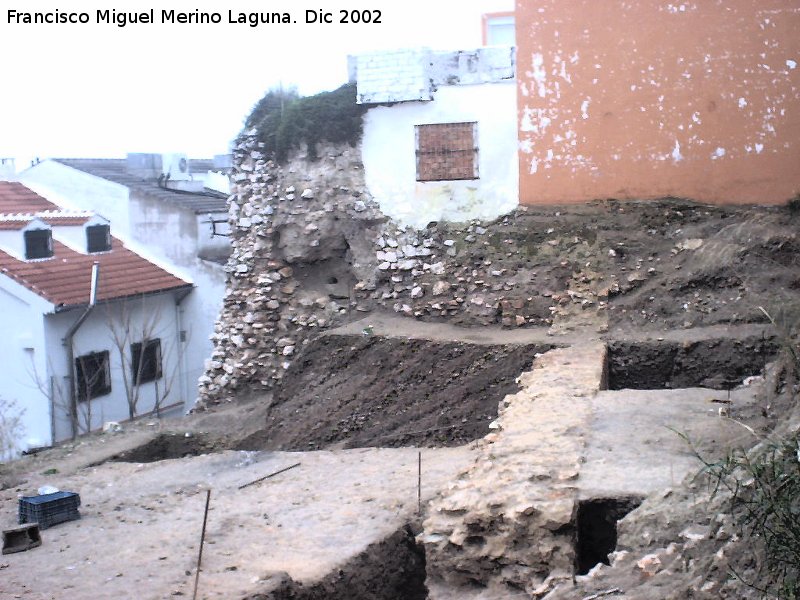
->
left=417, top=451, right=422, bottom=516
left=192, top=489, right=211, bottom=600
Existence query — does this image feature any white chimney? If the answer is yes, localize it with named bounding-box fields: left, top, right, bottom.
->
left=0, top=158, right=17, bottom=181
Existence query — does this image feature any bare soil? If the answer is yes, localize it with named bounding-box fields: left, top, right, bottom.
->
left=428, top=199, right=799, bottom=332
left=236, top=336, right=551, bottom=451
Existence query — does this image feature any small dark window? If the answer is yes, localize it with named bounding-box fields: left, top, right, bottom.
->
left=131, top=339, right=162, bottom=385
left=86, top=224, right=111, bottom=253
left=24, top=229, right=53, bottom=259
left=75, top=351, right=111, bottom=401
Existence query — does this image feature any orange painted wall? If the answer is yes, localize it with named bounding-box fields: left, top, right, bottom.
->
left=516, top=1, right=800, bottom=205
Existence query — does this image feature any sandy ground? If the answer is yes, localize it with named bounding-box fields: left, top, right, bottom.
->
left=1, top=446, right=476, bottom=599
left=581, top=385, right=763, bottom=498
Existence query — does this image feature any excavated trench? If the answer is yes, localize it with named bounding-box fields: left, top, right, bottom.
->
left=607, top=335, right=779, bottom=390
left=247, top=524, right=428, bottom=600
left=104, top=432, right=219, bottom=463
left=100, top=332, right=782, bottom=597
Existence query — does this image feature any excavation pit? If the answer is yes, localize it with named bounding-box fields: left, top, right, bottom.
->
left=106, top=432, right=219, bottom=463
left=254, top=525, right=428, bottom=600
left=576, top=496, right=642, bottom=575
left=607, top=336, right=778, bottom=390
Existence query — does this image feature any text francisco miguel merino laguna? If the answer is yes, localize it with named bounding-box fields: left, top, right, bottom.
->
left=6, top=8, right=382, bottom=28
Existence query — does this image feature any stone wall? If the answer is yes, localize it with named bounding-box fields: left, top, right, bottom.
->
left=196, top=132, right=600, bottom=406
left=196, top=132, right=383, bottom=405
left=422, top=343, right=607, bottom=597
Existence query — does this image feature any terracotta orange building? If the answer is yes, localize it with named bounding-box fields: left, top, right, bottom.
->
left=515, top=0, right=800, bottom=205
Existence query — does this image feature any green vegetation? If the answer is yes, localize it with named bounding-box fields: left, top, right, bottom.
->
left=701, top=434, right=800, bottom=599
left=245, top=83, right=365, bottom=162
left=682, top=307, right=799, bottom=599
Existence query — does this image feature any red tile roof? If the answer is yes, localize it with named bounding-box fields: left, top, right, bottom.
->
left=0, top=183, right=192, bottom=308
left=0, top=239, right=191, bottom=308
left=0, top=182, right=59, bottom=213
left=0, top=215, right=92, bottom=230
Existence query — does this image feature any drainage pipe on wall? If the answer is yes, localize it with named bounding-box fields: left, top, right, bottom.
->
left=173, top=287, right=192, bottom=414
left=62, top=262, right=100, bottom=439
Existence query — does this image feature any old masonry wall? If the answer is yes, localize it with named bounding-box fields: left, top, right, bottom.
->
left=197, top=132, right=594, bottom=406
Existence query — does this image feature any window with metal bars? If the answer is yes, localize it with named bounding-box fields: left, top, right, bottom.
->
left=131, top=339, right=162, bottom=385
left=415, top=122, right=479, bottom=182
left=75, top=351, right=111, bottom=401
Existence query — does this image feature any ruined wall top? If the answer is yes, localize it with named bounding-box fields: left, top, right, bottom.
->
left=351, top=46, right=515, bottom=105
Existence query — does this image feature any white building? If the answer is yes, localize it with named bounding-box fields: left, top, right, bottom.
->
left=351, top=46, right=518, bottom=229
left=19, top=154, right=231, bottom=410
left=0, top=182, right=193, bottom=457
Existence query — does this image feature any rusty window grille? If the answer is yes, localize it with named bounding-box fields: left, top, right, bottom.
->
left=415, top=122, right=479, bottom=182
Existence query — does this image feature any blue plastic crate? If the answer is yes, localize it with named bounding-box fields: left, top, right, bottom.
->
left=18, top=491, right=81, bottom=529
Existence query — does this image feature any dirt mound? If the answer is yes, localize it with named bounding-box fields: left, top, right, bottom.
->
left=236, top=335, right=550, bottom=450
left=423, top=199, right=799, bottom=332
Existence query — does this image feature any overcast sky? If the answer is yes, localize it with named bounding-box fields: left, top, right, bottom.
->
left=0, top=0, right=512, bottom=167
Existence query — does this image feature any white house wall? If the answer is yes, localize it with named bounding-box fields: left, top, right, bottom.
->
left=177, top=259, right=225, bottom=398
left=0, top=278, right=52, bottom=456
left=20, top=164, right=226, bottom=411
left=129, top=193, right=202, bottom=270
left=361, top=83, right=519, bottom=229
left=20, top=161, right=131, bottom=235
left=43, top=292, right=185, bottom=441
left=128, top=194, right=226, bottom=409
left=195, top=212, right=231, bottom=263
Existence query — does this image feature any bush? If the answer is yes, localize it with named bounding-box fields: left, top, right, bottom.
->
left=246, top=83, right=365, bottom=162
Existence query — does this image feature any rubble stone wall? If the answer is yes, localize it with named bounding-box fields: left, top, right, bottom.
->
left=197, top=132, right=596, bottom=407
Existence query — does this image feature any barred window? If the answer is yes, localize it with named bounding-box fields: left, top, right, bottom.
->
left=131, top=339, right=162, bottom=385
left=415, top=122, right=479, bottom=182
left=75, top=351, right=111, bottom=401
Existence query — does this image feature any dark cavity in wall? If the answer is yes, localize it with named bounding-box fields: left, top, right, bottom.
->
left=576, top=497, right=642, bottom=575
left=607, top=336, right=779, bottom=390
left=291, top=254, right=356, bottom=302
left=246, top=524, right=427, bottom=600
